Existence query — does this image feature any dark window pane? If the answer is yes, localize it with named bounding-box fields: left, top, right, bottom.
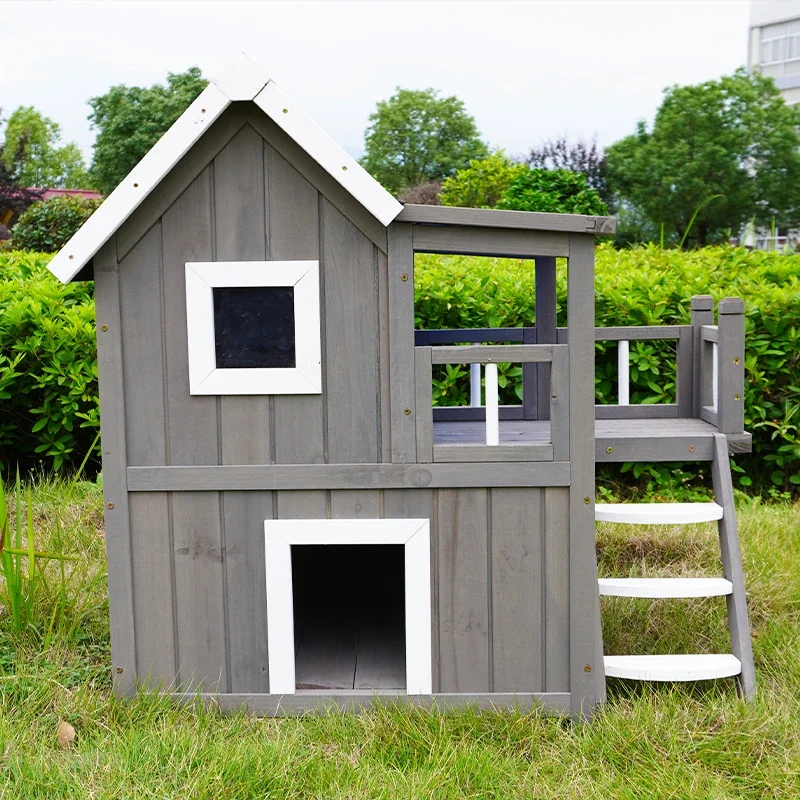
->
left=213, top=286, right=296, bottom=369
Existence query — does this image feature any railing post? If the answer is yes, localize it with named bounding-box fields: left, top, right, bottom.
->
left=617, top=340, right=630, bottom=405
left=532, top=256, right=557, bottom=421
left=716, top=298, right=745, bottom=435
left=691, top=295, right=714, bottom=418
left=470, top=363, right=482, bottom=408
left=484, top=363, right=499, bottom=445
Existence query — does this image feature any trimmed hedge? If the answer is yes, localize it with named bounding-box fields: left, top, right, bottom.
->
left=0, top=252, right=98, bottom=471
left=1, top=246, right=798, bottom=496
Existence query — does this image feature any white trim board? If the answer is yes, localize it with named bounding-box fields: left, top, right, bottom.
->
left=185, top=260, right=321, bottom=395
left=264, top=518, right=433, bottom=695
left=47, top=53, right=403, bottom=284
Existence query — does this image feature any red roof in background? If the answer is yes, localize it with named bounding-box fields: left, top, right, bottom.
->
left=33, top=188, right=103, bottom=201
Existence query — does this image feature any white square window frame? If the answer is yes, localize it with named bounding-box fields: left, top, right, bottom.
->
left=264, top=518, right=433, bottom=695
left=185, top=260, right=322, bottom=395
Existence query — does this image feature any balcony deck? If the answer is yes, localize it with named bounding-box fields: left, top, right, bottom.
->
left=433, top=416, right=751, bottom=463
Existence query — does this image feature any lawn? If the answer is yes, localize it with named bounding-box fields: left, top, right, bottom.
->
left=1, top=479, right=799, bottom=799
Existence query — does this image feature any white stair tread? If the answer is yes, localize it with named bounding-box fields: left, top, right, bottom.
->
left=599, top=577, right=733, bottom=598
left=596, top=502, right=723, bottom=525
left=604, top=654, right=741, bottom=681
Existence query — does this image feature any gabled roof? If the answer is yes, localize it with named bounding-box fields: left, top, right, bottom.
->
left=48, top=53, right=403, bottom=283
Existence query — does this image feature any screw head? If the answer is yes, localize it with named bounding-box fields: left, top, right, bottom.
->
left=201, top=108, right=206, bottom=113
left=584, top=664, right=592, bottom=673
left=733, top=357, right=740, bottom=365
left=583, top=496, right=591, bottom=505
left=342, top=165, right=348, bottom=171
left=68, top=254, right=74, bottom=260
left=688, top=445, right=695, bottom=452
left=403, top=408, right=411, bottom=416
left=606, top=447, right=613, bottom=454
left=282, top=108, right=288, bottom=114
left=401, top=273, right=409, bottom=282
left=734, top=394, right=741, bottom=401
left=133, top=182, right=139, bottom=188
left=107, top=502, right=114, bottom=509
left=101, top=324, right=109, bottom=332
left=116, top=666, right=123, bottom=674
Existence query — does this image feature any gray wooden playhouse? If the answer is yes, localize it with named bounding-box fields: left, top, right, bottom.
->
left=49, top=56, right=755, bottom=717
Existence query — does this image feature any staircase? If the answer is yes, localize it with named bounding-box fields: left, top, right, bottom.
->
left=597, top=434, right=756, bottom=698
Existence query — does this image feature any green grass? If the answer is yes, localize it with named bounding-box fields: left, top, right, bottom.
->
left=1, top=479, right=799, bottom=798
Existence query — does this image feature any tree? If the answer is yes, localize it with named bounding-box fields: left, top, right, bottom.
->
left=497, top=168, right=608, bottom=215
left=526, top=136, right=609, bottom=203
left=606, top=68, right=800, bottom=247
left=439, top=151, right=525, bottom=208
left=88, top=67, right=207, bottom=194
left=361, top=88, right=488, bottom=195
left=1, top=106, right=91, bottom=188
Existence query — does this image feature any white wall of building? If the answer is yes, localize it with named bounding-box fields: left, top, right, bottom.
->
left=749, top=0, right=800, bottom=98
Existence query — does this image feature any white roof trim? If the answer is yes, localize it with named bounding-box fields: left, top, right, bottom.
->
left=254, top=81, right=402, bottom=227
left=48, top=53, right=403, bottom=283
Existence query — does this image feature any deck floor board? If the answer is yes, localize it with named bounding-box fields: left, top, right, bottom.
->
left=432, top=417, right=750, bottom=460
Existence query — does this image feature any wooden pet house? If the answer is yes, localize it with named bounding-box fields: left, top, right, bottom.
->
left=48, top=56, right=755, bottom=717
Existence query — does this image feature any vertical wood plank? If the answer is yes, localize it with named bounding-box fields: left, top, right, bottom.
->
left=214, top=125, right=271, bottom=466
left=275, top=491, right=328, bottom=519
left=212, top=128, right=273, bottom=692
left=691, top=295, right=714, bottom=418
left=94, top=240, right=136, bottom=695
left=491, top=488, right=543, bottom=692
left=383, top=490, right=437, bottom=689
left=377, top=248, right=392, bottom=463
left=129, top=493, right=175, bottom=687
left=161, top=166, right=218, bottom=465
left=534, top=256, right=557, bottom=421
left=550, top=345, right=570, bottom=462
left=415, top=347, right=433, bottom=463
left=388, top=223, right=417, bottom=461
left=118, top=224, right=166, bottom=466
left=223, top=491, right=272, bottom=692
left=161, top=168, right=227, bottom=690
left=171, top=492, right=227, bottom=690
left=567, top=234, right=605, bottom=715
left=437, top=489, right=490, bottom=692
left=676, top=325, right=694, bottom=418
left=716, top=298, right=745, bottom=435
left=544, top=487, right=570, bottom=692
left=267, top=143, right=325, bottom=465
left=322, top=198, right=380, bottom=463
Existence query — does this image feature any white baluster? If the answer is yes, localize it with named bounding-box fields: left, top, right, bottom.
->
left=618, top=340, right=630, bottom=406
left=485, top=363, right=499, bottom=446
left=470, top=362, right=482, bottom=408
left=712, top=341, right=718, bottom=411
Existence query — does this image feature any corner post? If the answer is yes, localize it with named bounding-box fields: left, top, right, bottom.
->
left=94, top=238, right=137, bottom=695
left=716, top=298, right=745, bottom=435
left=567, top=234, right=605, bottom=717
left=690, top=295, right=714, bottom=418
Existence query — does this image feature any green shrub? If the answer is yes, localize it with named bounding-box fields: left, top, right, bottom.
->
left=497, top=168, right=608, bottom=215
left=415, top=243, right=800, bottom=497
left=11, top=195, right=102, bottom=253
left=0, top=252, right=99, bottom=472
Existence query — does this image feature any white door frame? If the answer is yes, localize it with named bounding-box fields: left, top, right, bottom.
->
left=264, top=518, right=432, bottom=695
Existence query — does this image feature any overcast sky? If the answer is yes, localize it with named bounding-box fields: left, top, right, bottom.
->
left=3, top=0, right=751, bottom=163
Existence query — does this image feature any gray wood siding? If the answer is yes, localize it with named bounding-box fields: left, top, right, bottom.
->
left=118, top=487, right=569, bottom=693
left=118, top=121, right=386, bottom=470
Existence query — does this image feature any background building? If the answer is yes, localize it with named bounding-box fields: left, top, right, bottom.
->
left=749, top=1, right=800, bottom=105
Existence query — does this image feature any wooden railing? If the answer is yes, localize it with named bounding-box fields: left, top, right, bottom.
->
left=414, top=295, right=745, bottom=436
left=414, top=344, right=569, bottom=462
